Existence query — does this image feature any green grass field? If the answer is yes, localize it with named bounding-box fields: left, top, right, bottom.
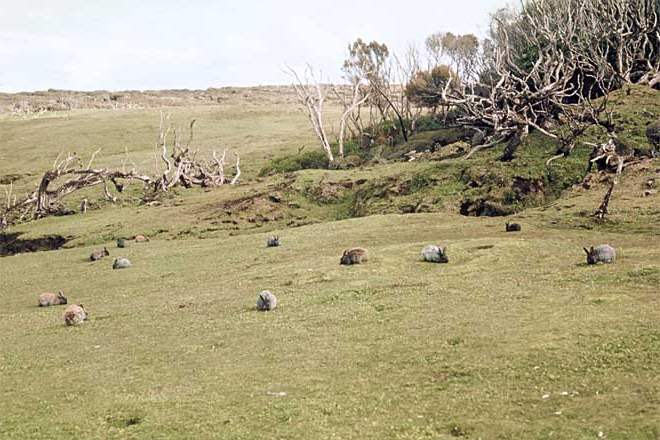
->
left=1, top=88, right=659, bottom=439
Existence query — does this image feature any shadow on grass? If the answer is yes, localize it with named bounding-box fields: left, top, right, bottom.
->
left=0, top=232, right=70, bottom=256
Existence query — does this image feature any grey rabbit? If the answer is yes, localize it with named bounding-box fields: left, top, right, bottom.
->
left=421, top=245, right=449, bottom=263
left=112, top=257, right=132, bottom=269
left=256, top=290, right=277, bottom=311
left=267, top=236, right=280, bottom=247
left=584, top=244, right=616, bottom=264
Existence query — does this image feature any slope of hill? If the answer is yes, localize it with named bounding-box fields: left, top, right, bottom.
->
left=0, top=85, right=658, bottom=439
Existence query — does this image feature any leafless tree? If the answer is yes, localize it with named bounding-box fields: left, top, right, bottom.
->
left=333, top=81, right=370, bottom=157
left=153, top=114, right=240, bottom=190
left=287, top=65, right=334, bottom=162
left=397, top=45, right=425, bottom=132
left=589, top=138, right=626, bottom=220
left=366, top=53, right=420, bottom=143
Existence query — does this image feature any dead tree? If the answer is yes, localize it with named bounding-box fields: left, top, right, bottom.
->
left=333, top=82, right=370, bottom=158
left=589, top=138, right=626, bottom=220
left=364, top=54, right=419, bottom=143
left=287, top=65, right=334, bottom=162
left=594, top=181, right=616, bottom=220
left=153, top=113, right=241, bottom=191
left=398, top=44, right=424, bottom=132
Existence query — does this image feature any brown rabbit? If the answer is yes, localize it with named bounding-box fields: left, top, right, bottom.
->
left=90, top=247, right=110, bottom=261
left=340, top=248, right=369, bottom=265
left=38, top=291, right=67, bottom=307
left=64, top=304, right=88, bottom=326
left=134, top=235, right=150, bottom=243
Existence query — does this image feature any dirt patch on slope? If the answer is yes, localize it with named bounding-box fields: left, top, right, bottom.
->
left=0, top=232, right=69, bottom=256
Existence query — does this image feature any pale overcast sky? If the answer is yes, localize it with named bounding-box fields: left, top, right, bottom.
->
left=0, top=0, right=508, bottom=92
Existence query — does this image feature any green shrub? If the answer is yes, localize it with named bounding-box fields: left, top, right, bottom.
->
left=414, top=116, right=444, bottom=132
left=259, top=150, right=329, bottom=176
left=405, top=65, right=458, bottom=110
left=260, top=139, right=374, bottom=176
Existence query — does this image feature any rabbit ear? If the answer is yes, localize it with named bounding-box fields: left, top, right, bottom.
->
left=583, top=247, right=590, bottom=254
left=442, top=246, right=447, bottom=254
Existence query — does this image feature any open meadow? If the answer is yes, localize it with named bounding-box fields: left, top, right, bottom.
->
left=1, top=85, right=659, bottom=439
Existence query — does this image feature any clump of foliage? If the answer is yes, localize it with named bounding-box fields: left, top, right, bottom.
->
left=405, top=65, right=459, bottom=111
left=259, top=150, right=329, bottom=176
left=259, top=141, right=371, bottom=176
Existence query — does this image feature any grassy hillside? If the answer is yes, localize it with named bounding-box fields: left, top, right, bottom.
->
left=0, top=86, right=659, bottom=439
left=0, top=93, right=342, bottom=194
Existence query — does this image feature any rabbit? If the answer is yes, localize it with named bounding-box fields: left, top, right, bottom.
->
left=38, top=291, right=67, bottom=307
left=266, top=236, right=280, bottom=247
left=134, top=235, right=150, bottom=243
left=505, top=222, right=522, bottom=232
left=340, top=248, right=369, bottom=265
left=112, top=257, right=132, bottom=269
left=116, top=238, right=127, bottom=248
left=90, top=247, right=110, bottom=261
left=421, top=245, right=449, bottom=263
left=64, top=304, right=88, bottom=326
left=584, top=244, right=616, bottom=264
left=256, top=290, right=277, bottom=311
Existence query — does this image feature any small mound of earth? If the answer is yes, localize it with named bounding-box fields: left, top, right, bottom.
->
left=460, top=199, right=513, bottom=217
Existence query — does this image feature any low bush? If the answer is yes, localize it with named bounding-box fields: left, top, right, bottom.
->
left=259, top=150, right=329, bottom=176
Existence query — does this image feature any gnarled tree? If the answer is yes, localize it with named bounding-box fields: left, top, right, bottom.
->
left=154, top=113, right=241, bottom=190
left=439, top=0, right=659, bottom=162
